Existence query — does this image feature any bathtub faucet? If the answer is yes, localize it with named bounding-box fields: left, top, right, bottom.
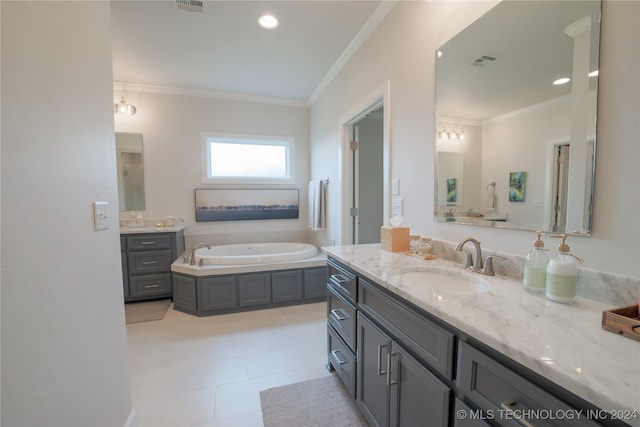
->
left=190, top=242, right=211, bottom=266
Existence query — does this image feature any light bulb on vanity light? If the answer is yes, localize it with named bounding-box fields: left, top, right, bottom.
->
left=114, top=96, right=136, bottom=115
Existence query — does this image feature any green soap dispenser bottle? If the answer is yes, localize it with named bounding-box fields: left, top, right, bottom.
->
left=523, top=231, right=549, bottom=293
left=545, top=234, right=584, bottom=304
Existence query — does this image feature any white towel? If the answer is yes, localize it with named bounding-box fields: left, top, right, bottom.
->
left=308, top=180, right=327, bottom=230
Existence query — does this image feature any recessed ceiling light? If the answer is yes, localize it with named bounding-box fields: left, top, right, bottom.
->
left=436, top=50, right=443, bottom=58
left=588, top=70, right=599, bottom=77
left=258, top=14, right=278, bottom=29
left=553, top=77, right=571, bottom=86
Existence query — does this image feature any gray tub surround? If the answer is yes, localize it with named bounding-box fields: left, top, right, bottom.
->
left=171, top=253, right=327, bottom=316
left=120, top=225, right=185, bottom=302
left=322, top=244, right=639, bottom=426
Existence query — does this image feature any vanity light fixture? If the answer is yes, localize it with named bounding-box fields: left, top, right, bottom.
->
left=258, top=14, right=278, bottom=29
left=114, top=96, right=136, bottom=115
left=588, top=70, right=599, bottom=77
left=438, top=125, right=464, bottom=141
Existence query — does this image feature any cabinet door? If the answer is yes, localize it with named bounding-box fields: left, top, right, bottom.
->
left=272, top=270, right=303, bottom=303
left=389, top=341, right=451, bottom=427
left=238, top=273, right=271, bottom=307
left=357, top=312, right=391, bottom=427
left=197, top=276, right=237, bottom=312
left=304, top=267, right=327, bottom=301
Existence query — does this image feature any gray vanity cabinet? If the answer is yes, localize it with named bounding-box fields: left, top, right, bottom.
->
left=389, top=341, right=451, bottom=427
left=457, top=342, right=602, bottom=427
left=356, top=312, right=391, bottom=427
left=121, top=230, right=184, bottom=302
left=357, top=308, right=452, bottom=427
left=326, top=257, right=621, bottom=427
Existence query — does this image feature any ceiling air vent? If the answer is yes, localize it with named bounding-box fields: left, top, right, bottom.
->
left=176, top=0, right=204, bottom=12
left=470, top=55, right=497, bottom=67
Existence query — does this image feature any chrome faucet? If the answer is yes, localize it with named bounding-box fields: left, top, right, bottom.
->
left=454, top=237, right=505, bottom=276
left=455, top=237, right=483, bottom=272
left=190, top=242, right=211, bottom=266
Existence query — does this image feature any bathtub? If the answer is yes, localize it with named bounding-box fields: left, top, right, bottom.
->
left=171, top=242, right=326, bottom=277
left=171, top=242, right=328, bottom=316
left=196, top=242, right=318, bottom=265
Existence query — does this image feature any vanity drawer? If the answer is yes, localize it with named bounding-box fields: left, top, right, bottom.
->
left=457, top=341, right=601, bottom=427
left=327, top=324, right=357, bottom=399
left=327, top=259, right=357, bottom=304
left=126, top=234, right=171, bottom=251
left=128, top=250, right=172, bottom=274
left=129, top=273, right=172, bottom=299
left=359, top=278, right=455, bottom=380
left=327, top=284, right=357, bottom=351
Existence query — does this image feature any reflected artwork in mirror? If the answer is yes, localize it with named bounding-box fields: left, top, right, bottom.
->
left=116, top=132, right=145, bottom=211
left=434, top=0, right=601, bottom=235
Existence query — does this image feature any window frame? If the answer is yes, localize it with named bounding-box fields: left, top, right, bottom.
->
left=201, top=132, right=295, bottom=185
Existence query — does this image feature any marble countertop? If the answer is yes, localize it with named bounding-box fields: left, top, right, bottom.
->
left=322, top=244, right=640, bottom=425
left=119, top=224, right=185, bottom=234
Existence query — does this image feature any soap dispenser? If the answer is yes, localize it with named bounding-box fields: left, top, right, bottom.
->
left=545, top=234, right=583, bottom=304
left=523, top=231, right=548, bottom=293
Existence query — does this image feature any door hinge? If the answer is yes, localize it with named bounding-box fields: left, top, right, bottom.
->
left=350, top=207, right=359, bottom=217
left=350, top=140, right=358, bottom=151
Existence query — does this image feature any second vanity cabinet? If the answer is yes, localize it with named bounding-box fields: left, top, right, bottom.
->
left=325, top=257, right=624, bottom=427
left=121, top=230, right=184, bottom=302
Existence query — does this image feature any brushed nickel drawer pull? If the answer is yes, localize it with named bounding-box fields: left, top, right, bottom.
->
left=330, top=350, right=347, bottom=365
left=332, top=274, right=349, bottom=284
left=500, top=401, right=537, bottom=427
left=142, top=261, right=159, bottom=265
left=140, top=241, right=158, bottom=245
left=377, top=343, right=388, bottom=376
left=144, top=284, right=160, bottom=289
left=330, top=308, right=348, bottom=321
left=386, top=352, right=398, bottom=386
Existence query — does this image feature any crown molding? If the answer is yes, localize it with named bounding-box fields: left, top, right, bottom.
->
left=308, top=0, right=397, bottom=104
left=113, top=81, right=310, bottom=108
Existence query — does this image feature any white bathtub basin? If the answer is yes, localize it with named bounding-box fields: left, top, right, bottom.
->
left=195, top=242, right=318, bottom=265
left=398, top=266, right=489, bottom=294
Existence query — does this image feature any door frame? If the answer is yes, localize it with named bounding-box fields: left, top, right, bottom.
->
left=338, top=81, right=391, bottom=245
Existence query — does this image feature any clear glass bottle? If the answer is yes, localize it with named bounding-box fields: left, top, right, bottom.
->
left=419, top=236, right=432, bottom=257
left=545, top=234, right=583, bottom=304
left=409, top=235, right=420, bottom=254
left=523, top=231, right=549, bottom=293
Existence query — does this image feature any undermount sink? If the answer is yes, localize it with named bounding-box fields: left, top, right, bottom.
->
left=398, top=267, right=489, bottom=294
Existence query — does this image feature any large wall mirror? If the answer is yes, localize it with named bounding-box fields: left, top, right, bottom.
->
left=116, top=132, right=145, bottom=211
left=434, top=0, right=601, bottom=235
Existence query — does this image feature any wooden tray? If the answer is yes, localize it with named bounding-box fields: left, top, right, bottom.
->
left=401, top=252, right=438, bottom=261
left=602, top=305, right=640, bottom=341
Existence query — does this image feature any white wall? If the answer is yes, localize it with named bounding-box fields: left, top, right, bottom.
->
left=1, top=2, right=134, bottom=425
left=310, top=0, right=640, bottom=278
left=114, top=92, right=311, bottom=240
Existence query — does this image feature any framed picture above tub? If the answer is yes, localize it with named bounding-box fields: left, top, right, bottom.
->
left=195, top=188, right=299, bottom=221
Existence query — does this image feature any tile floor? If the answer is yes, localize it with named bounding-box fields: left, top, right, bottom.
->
left=126, top=302, right=331, bottom=427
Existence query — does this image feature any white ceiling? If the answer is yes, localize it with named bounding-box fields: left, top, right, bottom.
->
left=111, top=0, right=387, bottom=105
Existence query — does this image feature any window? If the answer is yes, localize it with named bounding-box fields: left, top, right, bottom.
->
left=202, top=133, right=294, bottom=184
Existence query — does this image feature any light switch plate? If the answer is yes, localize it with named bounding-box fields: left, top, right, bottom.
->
left=93, top=201, right=109, bottom=231
left=392, top=198, right=403, bottom=216
left=392, top=179, right=400, bottom=196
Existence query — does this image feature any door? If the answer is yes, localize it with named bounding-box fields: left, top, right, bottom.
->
left=357, top=312, right=391, bottom=427
left=351, top=108, right=384, bottom=244
left=389, top=341, right=451, bottom=427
